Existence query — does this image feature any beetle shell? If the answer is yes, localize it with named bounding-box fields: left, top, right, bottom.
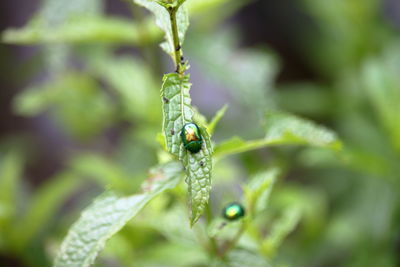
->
left=180, top=123, right=203, bottom=153
left=222, top=202, right=245, bottom=221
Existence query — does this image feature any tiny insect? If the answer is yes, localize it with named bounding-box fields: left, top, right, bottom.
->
left=222, top=202, right=245, bottom=221
left=180, top=122, right=203, bottom=153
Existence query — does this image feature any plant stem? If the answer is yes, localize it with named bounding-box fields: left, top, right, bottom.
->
left=204, top=203, right=220, bottom=255
left=219, top=221, right=246, bottom=257
left=167, top=4, right=185, bottom=74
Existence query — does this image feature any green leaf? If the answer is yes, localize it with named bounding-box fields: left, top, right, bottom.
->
left=161, top=73, right=213, bottom=226
left=212, top=249, right=272, bottom=267
left=39, top=0, right=102, bottom=26
left=11, top=172, right=84, bottom=251
left=54, top=161, right=183, bottom=267
left=264, top=111, right=342, bottom=149
left=69, top=154, right=134, bottom=191
left=192, top=106, right=209, bottom=128
left=148, top=203, right=198, bottom=245
left=207, top=104, right=228, bottom=135
left=187, top=0, right=232, bottom=14
left=184, top=126, right=213, bottom=226
left=262, top=206, right=301, bottom=257
left=33, top=0, right=101, bottom=72
left=0, top=151, right=23, bottom=229
left=2, top=16, right=160, bottom=45
left=361, top=45, right=400, bottom=152
left=89, top=55, right=160, bottom=122
left=186, top=30, right=278, bottom=111
left=214, top=136, right=271, bottom=158
left=134, top=0, right=189, bottom=59
left=214, top=111, right=342, bottom=158
left=136, top=242, right=208, bottom=267
left=276, top=82, right=335, bottom=116
left=244, top=169, right=279, bottom=215
left=13, top=73, right=114, bottom=139
left=161, top=73, right=194, bottom=157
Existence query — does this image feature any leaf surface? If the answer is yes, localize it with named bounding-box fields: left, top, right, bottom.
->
left=161, top=73, right=213, bottom=226
left=2, top=16, right=159, bottom=44
left=134, top=0, right=189, bottom=60
left=214, top=111, right=342, bottom=158
left=244, top=169, right=279, bottom=215
left=207, top=104, right=228, bottom=135
left=54, top=162, right=183, bottom=267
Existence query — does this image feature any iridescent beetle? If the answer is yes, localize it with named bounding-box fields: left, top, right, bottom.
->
left=222, top=202, right=245, bottom=221
left=180, top=122, right=203, bottom=153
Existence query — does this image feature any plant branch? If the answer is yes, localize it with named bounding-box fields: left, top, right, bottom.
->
left=159, top=0, right=186, bottom=74
left=219, top=220, right=247, bottom=257
left=169, top=8, right=184, bottom=73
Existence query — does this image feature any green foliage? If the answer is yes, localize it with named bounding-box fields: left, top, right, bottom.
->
left=214, top=249, right=273, bottom=267
left=54, top=162, right=183, bottom=267
left=183, top=126, right=213, bottom=225
left=160, top=71, right=213, bottom=226
left=14, top=73, right=114, bottom=139
left=89, top=54, right=161, bottom=122
left=360, top=44, right=400, bottom=151
left=262, top=206, right=301, bottom=257
left=244, top=169, right=278, bottom=215
left=11, top=173, right=84, bottom=251
left=186, top=30, right=278, bottom=112
left=214, top=111, right=341, bottom=158
left=134, top=0, right=189, bottom=61
left=2, top=16, right=160, bottom=45
left=0, top=151, right=23, bottom=234
left=207, top=104, right=228, bottom=135
left=161, top=74, right=194, bottom=157
left=2, top=0, right=399, bottom=266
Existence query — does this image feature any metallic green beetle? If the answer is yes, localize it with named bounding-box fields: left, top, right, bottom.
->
left=180, top=122, right=203, bottom=153
left=222, top=202, right=245, bottom=221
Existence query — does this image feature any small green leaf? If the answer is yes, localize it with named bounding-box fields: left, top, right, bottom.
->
left=161, top=73, right=213, bottom=225
left=134, top=0, right=189, bottom=60
left=214, top=136, right=271, bottom=158
left=262, top=206, right=301, bottom=257
left=244, top=169, right=279, bottom=215
left=55, top=161, right=183, bottom=267
left=89, top=55, right=160, bottom=122
left=192, top=106, right=209, bottom=128
left=11, top=172, right=83, bottom=251
left=207, top=104, right=228, bottom=135
left=13, top=73, right=114, bottom=139
left=276, top=83, right=335, bottom=116
left=263, top=111, right=342, bottom=150
left=69, top=154, right=134, bottom=191
left=214, top=111, right=342, bottom=158
left=148, top=203, right=197, bottom=244
left=187, top=0, right=232, bottom=14
left=0, top=151, right=23, bottom=229
left=212, top=249, right=272, bottom=267
left=2, top=16, right=160, bottom=45
left=13, top=84, right=55, bottom=116
left=361, top=45, right=400, bottom=151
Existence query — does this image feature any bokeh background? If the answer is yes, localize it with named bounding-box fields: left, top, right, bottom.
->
left=1, top=0, right=400, bottom=266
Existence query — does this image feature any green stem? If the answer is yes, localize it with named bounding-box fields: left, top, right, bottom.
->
left=165, top=2, right=185, bottom=74
left=219, top=221, right=246, bottom=257
left=204, top=203, right=220, bottom=255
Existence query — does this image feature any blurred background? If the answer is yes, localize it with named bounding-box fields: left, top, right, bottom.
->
left=1, top=0, right=400, bottom=266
